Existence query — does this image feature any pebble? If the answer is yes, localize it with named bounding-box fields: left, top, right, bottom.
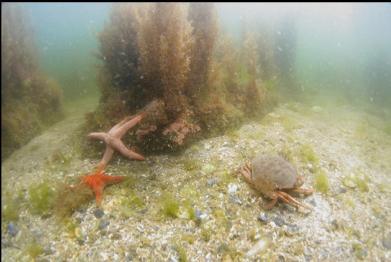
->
left=382, top=232, right=391, bottom=250
left=229, top=194, right=242, bottom=205
left=93, top=208, right=105, bottom=219
left=7, top=223, right=18, bottom=237
left=195, top=209, right=204, bottom=221
left=99, top=220, right=110, bottom=230
left=272, top=216, right=285, bottom=227
left=336, top=187, right=347, bottom=194
left=227, top=183, right=238, bottom=194
left=207, top=178, right=218, bottom=187
left=331, top=219, right=343, bottom=231
left=257, top=213, right=269, bottom=224
left=284, top=224, right=300, bottom=236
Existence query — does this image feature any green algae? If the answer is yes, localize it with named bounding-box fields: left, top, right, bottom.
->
left=378, top=183, right=391, bottom=193
left=343, top=195, right=356, bottom=208
left=53, top=183, right=94, bottom=219
left=182, top=234, right=195, bottom=244
left=161, top=192, right=180, bottom=218
left=213, top=209, right=231, bottom=232
left=175, top=244, right=188, bottom=262
left=119, top=191, right=145, bottom=217
left=314, top=170, right=329, bottom=194
left=63, top=218, right=78, bottom=239
left=181, top=157, right=201, bottom=172
left=225, top=128, right=240, bottom=142
left=300, top=144, right=319, bottom=165
left=218, top=170, right=236, bottom=186
left=180, top=184, right=200, bottom=201
left=183, top=200, right=197, bottom=222
left=118, top=174, right=138, bottom=188
left=26, top=240, right=44, bottom=259
left=280, top=115, right=299, bottom=131
left=342, top=174, right=369, bottom=192
left=201, top=226, right=212, bottom=242
left=28, top=181, right=56, bottom=216
left=217, top=242, right=242, bottom=260
left=352, top=242, right=366, bottom=260
left=124, top=191, right=144, bottom=208
left=354, top=173, right=370, bottom=192
left=2, top=191, right=24, bottom=222
left=280, top=144, right=294, bottom=162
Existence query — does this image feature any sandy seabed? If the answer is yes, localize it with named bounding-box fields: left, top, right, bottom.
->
left=2, top=100, right=391, bottom=262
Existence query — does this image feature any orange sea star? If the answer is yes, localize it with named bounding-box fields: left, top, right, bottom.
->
left=80, top=169, right=126, bottom=206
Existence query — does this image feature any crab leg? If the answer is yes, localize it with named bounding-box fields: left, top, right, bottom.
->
left=239, top=163, right=252, bottom=185
left=276, top=192, right=302, bottom=209
left=277, top=191, right=313, bottom=210
left=264, top=197, right=278, bottom=210
left=288, top=187, right=314, bottom=196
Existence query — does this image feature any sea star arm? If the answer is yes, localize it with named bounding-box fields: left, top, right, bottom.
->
left=101, top=174, right=126, bottom=185
left=110, top=138, right=145, bottom=161
left=96, top=146, right=114, bottom=171
left=93, top=184, right=104, bottom=206
left=87, top=132, right=108, bottom=141
left=110, top=114, right=144, bottom=139
left=109, top=116, right=134, bottom=135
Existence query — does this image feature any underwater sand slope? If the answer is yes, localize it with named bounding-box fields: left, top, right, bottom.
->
left=1, top=101, right=391, bottom=261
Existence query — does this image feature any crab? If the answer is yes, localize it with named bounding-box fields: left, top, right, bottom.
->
left=239, top=155, right=313, bottom=210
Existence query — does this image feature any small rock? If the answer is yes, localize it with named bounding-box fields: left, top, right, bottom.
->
left=207, top=178, right=218, bottom=187
left=7, top=223, right=18, bottom=237
left=195, top=209, right=204, bottom=221
left=304, top=254, right=312, bottom=261
left=99, top=219, right=109, bottom=230
left=272, top=216, right=285, bottom=227
left=382, top=232, right=391, bottom=250
left=331, top=219, right=343, bottom=231
left=93, top=208, right=104, bottom=219
left=228, top=183, right=238, bottom=194
left=336, top=187, right=347, bottom=194
left=229, top=194, right=242, bottom=205
left=284, top=224, right=300, bottom=236
left=257, top=213, right=269, bottom=224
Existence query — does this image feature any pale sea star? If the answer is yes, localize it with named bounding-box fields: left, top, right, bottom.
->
left=88, top=114, right=145, bottom=170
